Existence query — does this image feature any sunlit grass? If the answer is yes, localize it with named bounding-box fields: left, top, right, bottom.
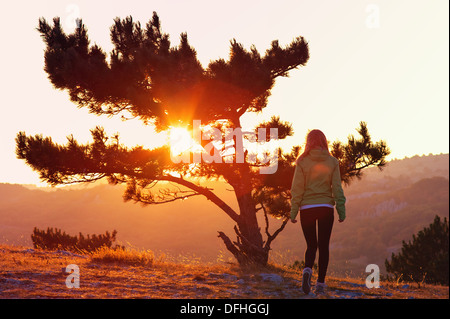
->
left=88, top=246, right=218, bottom=271
left=90, top=246, right=155, bottom=267
left=1, top=243, right=448, bottom=299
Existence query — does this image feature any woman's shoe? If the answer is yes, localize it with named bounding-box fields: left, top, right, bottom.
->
left=314, top=280, right=327, bottom=294
left=302, top=267, right=312, bottom=294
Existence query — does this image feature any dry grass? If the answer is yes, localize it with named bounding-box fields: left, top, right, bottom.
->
left=90, top=247, right=156, bottom=267
left=0, top=244, right=448, bottom=299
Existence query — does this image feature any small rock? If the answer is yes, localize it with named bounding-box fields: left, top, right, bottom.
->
left=5, top=278, right=23, bottom=285
left=339, top=281, right=364, bottom=288
left=259, top=273, right=284, bottom=284
left=193, top=275, right=206, bottom=281
left=195, top=286, right=212, bottom=293
left=341, top=291, right=365, bottom=298
left=222, top=273, right=238, bottom=281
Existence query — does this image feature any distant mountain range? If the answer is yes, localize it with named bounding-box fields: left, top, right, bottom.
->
left=1, top=153, right=448, bottom=278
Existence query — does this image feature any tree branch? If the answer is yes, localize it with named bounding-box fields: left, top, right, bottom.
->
left=158, top=174, right=241, bottom=223
left=264, top=218, right=288, bottom=251
left=260, top=201, right=289, bottom=251
left=217, top=231, right=246, bottom=265
left=132, top=190, right=202, bottom=205
left=270, top=63, right=303, bottom=79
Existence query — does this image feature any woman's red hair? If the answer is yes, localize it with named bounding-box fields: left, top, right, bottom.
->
left=296, top=129, right=330, bottom=164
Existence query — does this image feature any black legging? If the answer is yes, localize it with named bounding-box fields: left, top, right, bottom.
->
left=300, top=206, right=334, bottom=283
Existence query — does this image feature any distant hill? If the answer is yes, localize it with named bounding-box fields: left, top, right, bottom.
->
left=0, top=153, right=448, bottom=279
left=343, top=153, right=449, bottom=196
left=273, top=153, right=449, bottom=276
left=0, top=180, right=238, bottom=263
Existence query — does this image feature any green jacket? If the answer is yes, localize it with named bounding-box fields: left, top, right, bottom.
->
left=290, top=149, right=346, bottom=221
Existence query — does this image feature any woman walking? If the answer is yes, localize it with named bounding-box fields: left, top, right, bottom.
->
left=290, top=129, right=346, bottom=294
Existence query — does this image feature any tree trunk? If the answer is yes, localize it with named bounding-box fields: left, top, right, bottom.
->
left=218, top=184, right=269, bottom=266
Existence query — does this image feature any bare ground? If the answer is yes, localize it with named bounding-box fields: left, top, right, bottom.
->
left=0, top=245, right=448, bottom=299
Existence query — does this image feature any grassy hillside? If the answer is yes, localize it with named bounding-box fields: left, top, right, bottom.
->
left=0, top=153, right=448, bottom=280
left=1, top=244, right=448, bottom=299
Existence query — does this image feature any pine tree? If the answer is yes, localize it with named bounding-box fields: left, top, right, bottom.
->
left=385, top=215, right=449, bottom=285
left=31, top=227, right=118, bottom=252
left=17, top=13, right=389, bottom=266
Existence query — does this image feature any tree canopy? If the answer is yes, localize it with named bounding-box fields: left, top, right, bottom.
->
left=37, top=13, right=309, bottom=129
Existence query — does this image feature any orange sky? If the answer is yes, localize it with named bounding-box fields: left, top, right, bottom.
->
left=0, top=0, right=448, bottom=186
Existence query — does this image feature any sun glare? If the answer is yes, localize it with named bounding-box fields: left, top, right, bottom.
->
left=168, top=127, right=194, bottom=155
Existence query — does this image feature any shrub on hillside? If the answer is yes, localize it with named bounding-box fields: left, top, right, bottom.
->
left=31, top=227, right=119, bottom=253
left=385, top=215, right=449, bottom=285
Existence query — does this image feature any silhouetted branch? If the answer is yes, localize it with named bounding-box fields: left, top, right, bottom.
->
left=260, top=202, right=289, bottom=250
left=159, top=175, right=241, bottom=223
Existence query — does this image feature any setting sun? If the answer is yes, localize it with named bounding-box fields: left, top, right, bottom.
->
left=168, top=126, right=194, bottom=155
